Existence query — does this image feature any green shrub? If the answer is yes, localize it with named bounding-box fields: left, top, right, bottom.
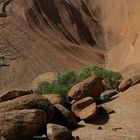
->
left=38, top=81, right=55, bottom=94
left=38, top=65, right=123, bottom=97
left=92, top=66, right=122, bottom=90
left=80, top=65, right=122, bottom=90
left=79, top=66, right=92, bottom=80
left=57, top=69, right=76, bottom=87
left=38, top=70, right=77, bottom=98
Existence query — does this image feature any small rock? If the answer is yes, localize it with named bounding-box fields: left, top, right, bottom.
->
left=112, top=127, right=122, bottom=131
left=97, top=126, right=102, bottom=130
left=68, top=76, right=103, bottom=101
left=119, top=78, right=132, bottom=92
left=47, top=123, right=73, bottom=140
left=74, top=136, right=80, bottom=140
left=100, top=90, right=118, bottom=101
left=119, top=75, right=140, bottom=92
left=107, top=110, right=116, bottom=115
left=71, top=97, right=97, bottom=121
left=130, top=75, right=140, bottom=86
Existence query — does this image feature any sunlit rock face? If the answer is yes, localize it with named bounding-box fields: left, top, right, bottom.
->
left=1, top=0, right=140, bottom=90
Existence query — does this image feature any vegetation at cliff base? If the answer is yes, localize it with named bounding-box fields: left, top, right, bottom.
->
left=38, top=65, right=123, bottom=97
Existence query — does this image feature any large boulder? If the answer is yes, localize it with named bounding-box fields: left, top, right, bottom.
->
left=68, top=76, right=103, bottom=101
left=0, top=89, right=33, bottom=103
left=51, top=104, right=77, bottom=128
left=0, top=94, right=55, bottom=122
left=31, top=72, right=58, bottom=93
left=71, top=97, right=97, bottom=121
left=0, top=109, right=47, bottom=140
left=43, top=94, right=65, bottom=106
left=47, top=123, right=73, bottom=140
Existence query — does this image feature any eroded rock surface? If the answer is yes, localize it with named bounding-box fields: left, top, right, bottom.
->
left=47, top=123, right=73, bottom=140
left=72, top=97, right=97, bottom=121
left=0, top=109, right=47, bottom=140
left=0, top=94, right=55, bottom=122
left=68, top=76, right=103, bottom=101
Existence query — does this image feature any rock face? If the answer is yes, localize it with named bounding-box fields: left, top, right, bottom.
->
left=43, top=94, right=65, bottom=106
left=0, top=94, right=55, bottom=122
left=47, top=123, right=73, bottom=140
left=52, top=104, right=77, bottom=128
left=71, top=97, right=97, bottom=121
left=31, top=72, right=58, bottom=93
left=68, top=76, right=103, bottom=100
left=0, top=89, right=33, bottom=103
left=0, top=109, right=47, bottom=140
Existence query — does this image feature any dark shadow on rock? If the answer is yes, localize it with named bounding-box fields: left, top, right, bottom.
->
left=71, top=124, right=85, bottom=131
left=64, top=1, right=95, bottom=46
left=32, top=138, right=48, bottom=140
left=86, top=106, right=109, bottom=125
left=0, top=64, right=9, bottom=68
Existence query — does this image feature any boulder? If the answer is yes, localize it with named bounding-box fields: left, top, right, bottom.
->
left=119, top=78, right=132, bottom=92
left=51, top=104, right=77, bottom=128
left=43, top=94, right=65, bottom=106
left=47, top=123, right=73, bottom=140
left=0, top=109, right=47, bottom=140
left=68, top=76, right=103, bottom=100
left=100, top=90, right=118, bottom=101
left=0, top=94, right=55, bottom=122
left=31, top=72, right=58, bottom=94
left=0, top=89, right=33, bottom=103
left=71, top=97, right=97, bottom=121
left=119, top=75, right=140, bottom=92
left=130, top=75, right=140, bottom=86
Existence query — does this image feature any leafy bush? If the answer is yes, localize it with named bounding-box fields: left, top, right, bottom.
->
left=38, top=70, right=77, bottom=98
left=38, top=65, right=123, bottom=97
left=57, top=69, right=76, bottom=87
left=79, top=66, right=92, bottom=80
left=79, top=65, right=122, bottom=90
left=38, top=81, right=68, bottom=98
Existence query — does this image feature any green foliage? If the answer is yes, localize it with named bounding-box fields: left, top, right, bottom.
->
left=93, top=66, right=123, bottom=90
left=38, top=65, right=123, bottom=97
left=57, top=69, right=76, bottom=87
left=80, top=65, right=122, bottom=90
left=38, top=81, right=68, bottom=96
left=79, top=66, right=92, bottom=80
left=38, top=70, right=77, bottom=98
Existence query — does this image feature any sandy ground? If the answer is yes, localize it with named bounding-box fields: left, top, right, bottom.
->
left=73, top=84, right=140, bottom=140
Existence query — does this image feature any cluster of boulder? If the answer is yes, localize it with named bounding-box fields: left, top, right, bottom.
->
left=0, top=90, right=76, bottom=140
left=0, top=72, right=140, bottom=140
